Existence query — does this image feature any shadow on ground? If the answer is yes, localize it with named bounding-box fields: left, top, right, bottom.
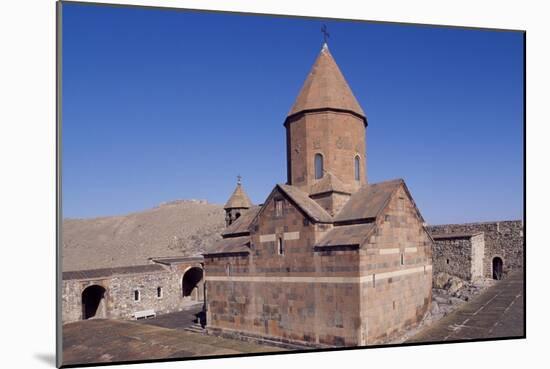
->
left=34, top=353, right=56, bottom=366
left=62, top=305, right=284, bottom=366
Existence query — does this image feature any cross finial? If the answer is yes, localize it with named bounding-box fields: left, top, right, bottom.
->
left=237, top=175, right=242, bottom=185
left=321, top=24, right=330, bottom=44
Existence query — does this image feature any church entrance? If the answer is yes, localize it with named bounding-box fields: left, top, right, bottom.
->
left=492, top=257, right=503, bottom=280
left=82, top=285, right=107, bottom=319
left=182, top=267, right=203, bottom=301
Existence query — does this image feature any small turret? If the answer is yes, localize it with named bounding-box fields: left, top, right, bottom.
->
left=224, top=176, right=253, bottom=227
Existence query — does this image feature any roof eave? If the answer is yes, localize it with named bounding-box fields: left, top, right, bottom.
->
left=333, top=217, right=376, bottom=226
left=222, top=231, right=251, bottom=239
left=284, top=107, right=367, bottom=128
left=203, top=251, right=250, bottom=258
left=313, top=244, right=360, bottom=252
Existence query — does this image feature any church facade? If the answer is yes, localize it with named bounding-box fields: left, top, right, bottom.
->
left=203, top=44, right=433, bottom=347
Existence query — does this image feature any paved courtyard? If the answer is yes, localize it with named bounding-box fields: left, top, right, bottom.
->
left=134, top=302, right=204, bottom=330
left=407, top=272, right=524, bottom=343
left=62, top=315, right=284, bottom=366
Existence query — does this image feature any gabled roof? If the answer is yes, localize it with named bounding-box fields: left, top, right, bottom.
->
left=334, top=179, right=404, bottom=223
left=277, top=184, right=332, bottom=223
left=150, top=255, right=204, bottom=265
left=221, top=205, right=261, bottom=238
left=224, top=183, right=252, bottom=210
left=288, top=43, right=365, bottom=120
left=204, top=235, right=251, bottom=257
left=310, top=171, right=350, bottom=196
left=315, top=223, right=376, bottom=249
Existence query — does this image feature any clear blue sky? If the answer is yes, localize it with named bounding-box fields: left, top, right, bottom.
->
left=62, top=2, right=524, bottom=224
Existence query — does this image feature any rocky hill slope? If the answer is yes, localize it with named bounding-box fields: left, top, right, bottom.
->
left=62, top=200, right=225, bottom=272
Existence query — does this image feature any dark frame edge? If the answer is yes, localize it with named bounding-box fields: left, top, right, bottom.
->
left=56, top=1, right=63, bottom=367
left=522, top=30, right=526, bottom=339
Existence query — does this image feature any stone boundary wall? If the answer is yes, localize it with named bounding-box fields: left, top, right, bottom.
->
left=62, top=266, right=203, bottom=323
left=431, top=233, right=484, bottom=281
left=428, top=220, right=523, bottom=279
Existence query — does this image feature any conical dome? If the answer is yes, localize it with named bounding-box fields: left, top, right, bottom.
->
left=224, top=182, right=252, bottom=210
left=288, top=43, right=365, bottom=119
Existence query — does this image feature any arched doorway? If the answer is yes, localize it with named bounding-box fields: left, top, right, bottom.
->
left=182, top=267, right=203, bottom=300
left=82, top=285, right=107, bottom=320
left=492, top=257, right=503, bottom=280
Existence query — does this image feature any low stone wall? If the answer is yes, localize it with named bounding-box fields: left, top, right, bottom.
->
left=62, top=264, right=204, bottom=323
left=428, top=220, right=523, bottom=279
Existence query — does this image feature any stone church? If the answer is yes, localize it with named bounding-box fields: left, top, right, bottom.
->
left=203, top=43, right=434, bottom=347
left=60, top=42, right=522, bottom=341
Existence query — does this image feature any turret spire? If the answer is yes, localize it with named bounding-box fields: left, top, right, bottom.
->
left=224, top=176, right=253, bottom=227
left=286, top=43, right=366, bottom=121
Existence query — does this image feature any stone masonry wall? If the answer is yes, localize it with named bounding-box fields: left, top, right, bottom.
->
left=432, top=234, right=484, bottom=281
left=62, top=267, right=202, bottom=323
left=205, top=184, right=433, bottom=347
left=310, top=192, right=351, bottom=217
left=286, top=111, right=366, bottom=194
left=428, top=220, right=523, bottom=279
left=360, top=185, right=433, bottom=344
left=205, top=188, right=362, bottom=347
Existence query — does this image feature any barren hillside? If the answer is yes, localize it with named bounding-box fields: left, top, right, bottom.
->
left=62, top=200, right=225, bottom=272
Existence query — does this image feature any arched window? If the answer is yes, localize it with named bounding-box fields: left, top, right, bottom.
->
left=235, top=212, right=241, bottom=219
left=278, top=237, right=284, bottom=256
left=314, top=153, right=324, bottom=179
left=354, top=155, right=360, bottom=181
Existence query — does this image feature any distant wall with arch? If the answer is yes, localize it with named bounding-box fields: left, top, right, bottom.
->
left=428, top=220, right=524, bottom=279
left=62, top=261, right=205, bottom=324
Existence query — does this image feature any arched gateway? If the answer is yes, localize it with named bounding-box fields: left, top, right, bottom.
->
left=182, top=267, right=203, bottom=300
left=492, top=257, right=503, bottom=280
left=81, top=285, right=107, bottom=319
